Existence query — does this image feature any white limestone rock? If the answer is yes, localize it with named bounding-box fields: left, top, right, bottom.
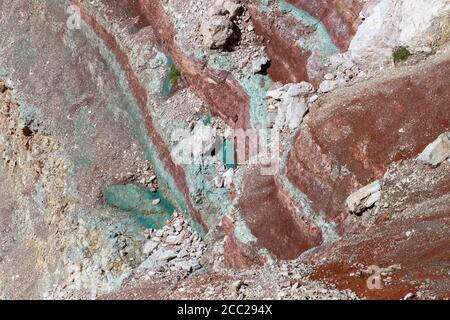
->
left=349, top=0, right=450, bottom=68
left=318, top=80, right=339, bottom=93
left=266, top=82, right=314, bottom=100
left=346, top=180, right=382, bottom=214
left=222, top=168, right=234, bottom=189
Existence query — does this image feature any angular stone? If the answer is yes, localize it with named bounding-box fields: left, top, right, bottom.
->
left=266, top=88, right=285, bottom=100
left=346, top=180, right=381, bottom=214
left=177, top=248, right=189, bottom=259
left=223, top=168, right=234, bottom=189
left=139, top=256, right=160, bottom=271
left=142, top=240, right=158, bottom=255
left=200, top=15, right=234, bottom=50
left=288, top=57, right=450, bottom=223
left=284, top=97, right=308, bottom=130
left=165, top=235, right=181, bottom=245
left=266, top=82, right=314, bottom=100
left=417, top=132, right=450, bottom=167
left=251, top=57, right=270, bottom=74
left=318, top=80, right=339, bottom=93
left=152, top=248, right=177, bottom=262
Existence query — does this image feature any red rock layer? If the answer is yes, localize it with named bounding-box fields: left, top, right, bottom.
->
left=287, top=0, right=364, bottom=51
left=237, top=168, right=322, bottom=260
left=287, top=58, right=450, bottom=228
left=221, top=216, right=268, bottom=269
left=247, top=2, right=313, bottom=84
left=138, top=0, right=251, bottom=129
left=73, top=0, right=208, bottom=232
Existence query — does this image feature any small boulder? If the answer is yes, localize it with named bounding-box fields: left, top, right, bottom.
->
left=153, top=248, right=178, bottom=262
left=139, top=256, right=160, bottom=271
left=346, top=180, right=381, bottom=214
left=417, top=132, right=450, bottom=167
left=251, top=57, right=270, bottom=74
left=177, top=248, right=189, bottom=259
left=318, top=80, right=339, bottom=93
left=200, top=15, right=234, bottom=50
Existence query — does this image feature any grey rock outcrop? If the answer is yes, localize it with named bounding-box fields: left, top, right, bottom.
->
left=417, top=132, right=450, bottom=167
left=346, top=180, right=381, bottom=214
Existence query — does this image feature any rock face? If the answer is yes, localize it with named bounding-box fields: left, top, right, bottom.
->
left=139, top=0, right=251, bottom=129
left=288, top=55, right=450, bottom=227
left=287, top=0, right=365, bottom=51
left=349, top=0, right=450, bottom=67
left=247, top=0, right=363, bottom=85
left=0, top=0, right=449, bottom=300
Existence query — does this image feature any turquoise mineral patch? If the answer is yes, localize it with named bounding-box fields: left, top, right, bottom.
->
left=104, top=184, right=175, bottom=229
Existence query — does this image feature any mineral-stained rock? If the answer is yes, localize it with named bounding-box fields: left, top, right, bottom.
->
left=417, top=132, right=450, bottom=167
left=266, top=82, right=314, bottom=100
left=287, top=0, right=365, bottom=51
left=288, top=54, right=450, bottom=226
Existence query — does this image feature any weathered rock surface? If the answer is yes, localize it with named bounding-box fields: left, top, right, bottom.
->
left=0, top=0, right=449, bottom=301
left=417, top=132, right=450, bottom=167
left=309, top=159, right=450, bottom=300
left=288, top=53, right=450, bottom=228
left=349, top=0, right=450, bottom=68
left=200, top=14, right=235, bottom=50
left=287, top=0, right=365, bottom=51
